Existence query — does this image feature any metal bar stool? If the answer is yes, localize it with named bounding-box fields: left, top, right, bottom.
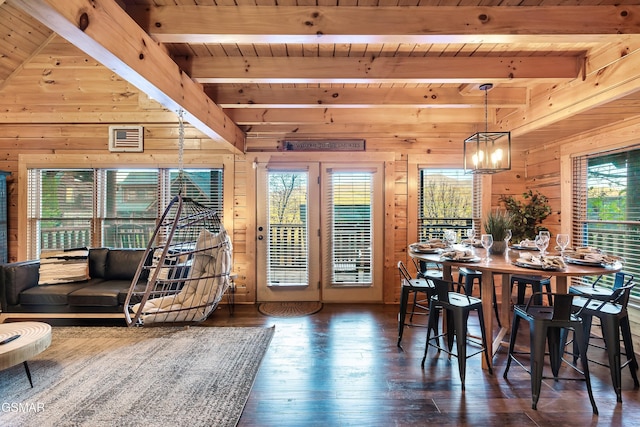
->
left=569, top=282, right=639, bottom=402
left=504, top=292, right=598, bottom=415
left=397, top=260, right=435, bottom=347
left=510, top=274, right=552, bottom=305
left=457, top=267, right=501, bottom=327
left=421, top=277, right=493, bottom=390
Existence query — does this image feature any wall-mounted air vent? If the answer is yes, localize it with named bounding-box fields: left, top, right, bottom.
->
left=108, top=125, right=143, bottom=152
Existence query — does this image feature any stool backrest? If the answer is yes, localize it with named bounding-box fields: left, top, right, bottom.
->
left=397, top=260, right=412, bottom=283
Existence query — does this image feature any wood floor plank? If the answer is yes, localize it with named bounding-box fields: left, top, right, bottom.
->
left=203, top=303, right=640, bottom=427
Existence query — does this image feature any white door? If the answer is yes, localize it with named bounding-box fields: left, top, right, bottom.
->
left=256, top=161, right=384, bottom=303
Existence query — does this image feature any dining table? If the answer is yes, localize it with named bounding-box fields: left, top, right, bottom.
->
left=409, top=244, right=623, bottom=370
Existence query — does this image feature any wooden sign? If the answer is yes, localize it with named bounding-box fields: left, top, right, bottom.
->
left=279, top=139, right=365, bottom=152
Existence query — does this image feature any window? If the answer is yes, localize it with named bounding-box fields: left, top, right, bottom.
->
left=328, top=171, right=373, bottom=285
left=573, top=147, right=640, bottom=296
left=28, top=168, right=223, bottom=257
left=418, top=168, right=480, bottom=241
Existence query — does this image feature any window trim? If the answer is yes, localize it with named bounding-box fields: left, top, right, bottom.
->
left=17, top=153, right=234, bottom=260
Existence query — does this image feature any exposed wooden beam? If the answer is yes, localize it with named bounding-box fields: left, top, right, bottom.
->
left=503, top=46, right=640, bottom=138
left=227, top=108, right=490, bottom=125
left=242, top=123, right=477, bottom=138
left=209, top=86, right=527, bottom=109
left=189, top=57, right=579, bottom=84
left=9, top=0, right=245, bottom=154
left=130, top=6, right=640, bottom=44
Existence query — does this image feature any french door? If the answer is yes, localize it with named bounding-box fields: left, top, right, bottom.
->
left=256, top=161, right=384, bottom=302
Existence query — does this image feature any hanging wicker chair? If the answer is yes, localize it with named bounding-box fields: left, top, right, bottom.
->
left=123, top=194, right=232, bottom=326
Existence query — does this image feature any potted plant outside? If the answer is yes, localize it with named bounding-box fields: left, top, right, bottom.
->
left=499, top=190, right=552, bottom=243
left=484, top=210, right=513, bottom=255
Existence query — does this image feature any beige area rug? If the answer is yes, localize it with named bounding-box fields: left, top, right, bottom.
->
left=258, top=301, right=323, bottom=318
left=0, top=325, right=274, bottom=427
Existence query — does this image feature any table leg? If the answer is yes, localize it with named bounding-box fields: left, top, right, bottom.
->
left=556, top=276, right=568, bottom=294
left=481, top=270, right=494, bottom=370
left=23, top=361, right=33, bottom=388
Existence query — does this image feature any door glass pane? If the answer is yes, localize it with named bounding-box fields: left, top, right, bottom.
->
left=267, top=171, right=308, bottom=286
left=329, top=172, right=373, bottom=286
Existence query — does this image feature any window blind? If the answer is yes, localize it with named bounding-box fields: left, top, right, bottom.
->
left=572, top=147, right=640, bottom=294
left=327, top=171, right=373, bottom=285
left=28, top=167, right=223, bottom=257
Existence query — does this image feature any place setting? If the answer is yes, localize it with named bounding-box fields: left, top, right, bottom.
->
left=409, top=238, right=449, bottom=254
left=563, top=246, right=624, bottom=268
left=512, top=231, right=566, bottom=271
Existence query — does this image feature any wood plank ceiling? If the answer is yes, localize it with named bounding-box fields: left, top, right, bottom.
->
left=3, top=0, right=640, bottom=153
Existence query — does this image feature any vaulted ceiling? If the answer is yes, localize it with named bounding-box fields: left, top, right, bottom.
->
left=3, top=0, right=640, bottom=154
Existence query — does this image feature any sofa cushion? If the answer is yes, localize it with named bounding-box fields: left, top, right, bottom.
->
left=1, top=260, right=40, bottom=307
left=20, top=282, right=91, bottom=306
left=104, top=249, right=145, bottom=281
left=89, top=247, right=109, bottom=279
left=38, top=248, right=90, bottom=285
left=68, top=280, right=132, bottom=307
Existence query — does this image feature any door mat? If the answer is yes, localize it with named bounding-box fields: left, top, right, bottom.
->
left=258, top=301, right=323, bottom=318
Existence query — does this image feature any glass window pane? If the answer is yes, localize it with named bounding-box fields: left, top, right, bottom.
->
left=267, top=171, right=308, bottom=286
left=573, top=148, right=640, bottom=296
left=330, top=172, right=373, bottom=285
left=418, top=169, right=476, bottom=242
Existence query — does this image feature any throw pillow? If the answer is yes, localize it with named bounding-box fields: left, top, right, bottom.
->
left=38, top=248, right=90, bottom=285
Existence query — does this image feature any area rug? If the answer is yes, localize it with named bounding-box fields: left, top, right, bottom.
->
left=258, top=301, right=323, bottom=317
left=0, top=325, right=274, bottom=427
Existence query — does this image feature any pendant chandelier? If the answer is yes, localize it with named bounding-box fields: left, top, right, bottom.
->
left=463, top=83, right=511, bottom=174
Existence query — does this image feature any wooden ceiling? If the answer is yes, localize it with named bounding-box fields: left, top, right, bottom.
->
left=3, top=0, right=640, bottom=154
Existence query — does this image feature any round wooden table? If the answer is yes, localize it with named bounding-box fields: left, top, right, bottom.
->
left=410, top=245, right=622, bottom=370
left=0, top=322, right=52, bottom=387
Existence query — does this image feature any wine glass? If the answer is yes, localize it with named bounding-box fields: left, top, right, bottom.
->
left=466, top=228, right=475, bottom=242
left=481, top=234, right=493, bottom=264
left=535, top=234, right=549, bottom=256
left=556, top=233, right=570, bottom=256
left=504, top=229, right=512, bottom=245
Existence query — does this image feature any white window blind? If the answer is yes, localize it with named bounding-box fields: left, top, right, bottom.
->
left=572, top=147, right=640, bottom=295
left=27, top=167, right=223, bottom=258
left=328, top=171, right=373, bottom=286
left=266, top=171, right=308, bottom=286
left=28, top=169, right=94, bottom=256
left=418, top=169, right=477, bottom=242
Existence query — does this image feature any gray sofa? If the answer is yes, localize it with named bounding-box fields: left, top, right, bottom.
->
left=0, top=248, right=150, bottom=322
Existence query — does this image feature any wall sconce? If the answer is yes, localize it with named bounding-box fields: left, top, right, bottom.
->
left=463, top=83, right=511, bottom=174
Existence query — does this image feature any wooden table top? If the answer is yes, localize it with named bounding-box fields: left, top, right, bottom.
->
left=410, top=245, right=622, bottom=278
left=0, top=322, right=52, bottom=370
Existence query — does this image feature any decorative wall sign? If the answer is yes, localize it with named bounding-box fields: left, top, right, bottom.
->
left=279, top=139, right=366, bottom=152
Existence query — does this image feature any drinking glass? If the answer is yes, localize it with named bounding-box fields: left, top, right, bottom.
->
left=481, top=234, right=493, bottom=264
left=466, top=228, right=475, bottom=241
left=504, top=229, right=512, bottom=245
left=535, top=234, right=549, bottom=255
left=539, top=230, right=550, bottom=242
left=556, top=233, right=570, bottom=256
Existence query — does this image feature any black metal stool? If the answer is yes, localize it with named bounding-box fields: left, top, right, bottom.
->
left=457, top=267, right=501, bottom=327
left=422, top=277, right=493, bottom=390
left=510, top=274, right=552, bottom=305
left=397, top=260, right=435, bottom=347
left=569, top=283, right=639, bottom=402
left=504, top=292, right=598, bottom=414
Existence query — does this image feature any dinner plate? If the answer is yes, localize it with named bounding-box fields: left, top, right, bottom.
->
left=442, top=256, right=481, bottom=263
left=565, top=256, right=622, bottom=268
left=513, top=260, right=564, bottom=271
left=409, top=245, right=442, bottom=254
left=511, top=245, right=539, bottom=251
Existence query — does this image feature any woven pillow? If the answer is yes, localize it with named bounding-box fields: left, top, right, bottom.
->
left=38, top=248, right=90, bottom=285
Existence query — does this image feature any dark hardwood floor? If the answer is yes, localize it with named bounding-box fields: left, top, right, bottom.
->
left=204, top=303, right=640, bottom=427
